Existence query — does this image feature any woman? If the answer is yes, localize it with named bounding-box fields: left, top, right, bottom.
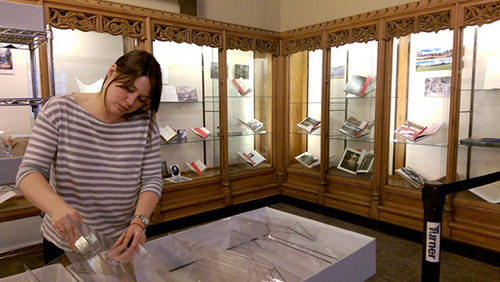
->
left=16, top=50, right=163, bottom=264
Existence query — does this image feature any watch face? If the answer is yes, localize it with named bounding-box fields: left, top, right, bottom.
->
left=143, top=217, right=150, bottom=225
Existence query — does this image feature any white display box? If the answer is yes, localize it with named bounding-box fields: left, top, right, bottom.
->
left=145, top=207, right=376, bottom=282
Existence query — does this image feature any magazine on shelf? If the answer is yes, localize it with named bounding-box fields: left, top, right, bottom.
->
left=460, top=136, right=500, bottom=148
left=238, top=118, right=264, bottom=133
left=343, top=75, right=376, bottom=97
left=297, top=116, right=321, bottom=133
left=160, top=85, right=198, bottom=102
left=295, top=152, right=320, bottom=169
left=190, top=127, right=211, bottom=139
left=395, top=166, right=429, bottom=189
left=395, top=121, right=445, bottom=142
left=235, top=150, right=266, bottom=167
left=159, top=125, right=177, bottom=142
left=337, top=148, right=373, bottom=175
left=185, top=159, right=207, bottom=176
left=338, top=117, right=375, bottom=138
left=231, top=78, right=252, bottom=96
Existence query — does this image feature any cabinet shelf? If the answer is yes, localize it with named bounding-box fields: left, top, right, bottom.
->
left=0, top=27, right=47, bottom=49
left=330, top=134, right=373, bottom=143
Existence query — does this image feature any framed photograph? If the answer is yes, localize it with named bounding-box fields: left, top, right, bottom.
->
left=0, top=48, right=14, bottom=74
left=415, top=47, right=453, bottom=72
left=234, top=64, right=249, bottom=79
left=337, top=148, right=363, bottom=175
left=210, top=62, right=219, bottom=79
left=424, top=76, right=451, bottom=97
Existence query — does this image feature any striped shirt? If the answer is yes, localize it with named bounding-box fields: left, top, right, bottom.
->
left=16, top=93, right=163, bottom=250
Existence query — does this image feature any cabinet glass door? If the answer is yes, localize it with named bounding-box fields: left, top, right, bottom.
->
left=227, top=49, right=272, bottom=173
left=456, top=21, right=500, bottom=203
left=329, top=41, right=377, bottom=179
left=387, top=30, right=452, bottom=190
left=289, top=50, right=322, bottom=170
left=153, top=41, right=220, bottom=181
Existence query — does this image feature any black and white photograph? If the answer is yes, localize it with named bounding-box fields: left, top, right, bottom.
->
left=357, top=151, right=374, bottom=173
left=210, top=62, right=219, bottom=79
left=234, top=64, right=250, bottom=79
left=175, top=85, right=198, bottom=102
left=337, top=148, right=363, bottom=175
left=0, top=48, right=14, bottom=74
left=424, top=76, right=451, bottom=97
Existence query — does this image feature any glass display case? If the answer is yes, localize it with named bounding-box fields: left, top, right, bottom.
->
left=387, top=30, right=453, bottom=190
left=328, top=41, right=377, bottom=180
left=456, top=21, right=500, bottom=204
left=289, top=50, right=322, bottom=171
left=153, top=41, right=220, bottom=181
left=226, top=49, right=272, bottom=173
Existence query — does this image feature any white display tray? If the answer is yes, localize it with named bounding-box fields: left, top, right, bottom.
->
left=145, top=207, right=376, bottom=282
left=0, top=263, right=78, bottom=282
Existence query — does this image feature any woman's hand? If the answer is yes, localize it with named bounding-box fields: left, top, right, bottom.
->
left=50, top=203, right=82, bottom=248
left=106, top=223, right=146, bottom=263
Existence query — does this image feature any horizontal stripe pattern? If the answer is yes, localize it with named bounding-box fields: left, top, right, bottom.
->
left=16, top=94, right=162, bottom=250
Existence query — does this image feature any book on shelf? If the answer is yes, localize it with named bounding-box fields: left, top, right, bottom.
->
left=460, top=136, right=500, bottom=148
left=395, top=166, right=430, bottom=189
left=185, top=159, right=207, bottom=176
left=160, top=85, right=198, bottom=102
left=295, top=152, right=320, bottom=169
left=171, top=129, right=187, bottom=143
left=165, top=176, right=192, bottom=183
left=343, top=75, right=376, bottom=97
left=159, top=125, right=177, bottom=142
left=238, top=118, right=264, bottom=133
left=297, top=116, right=321, bottom=133
left=395, top=121, right=445, bottom=142
left=190, top=127, right=211, bottom=139
left=0, top=191, right=17, bottom=205
left=470, top=183, right=500, bottom=204
left=338, top=117, right=375, bottom=139
left=231, top=78, right=252, bottom=96
left=235, top=150, right=266, bottom=167
left=337, top=148, right=374, bottom=175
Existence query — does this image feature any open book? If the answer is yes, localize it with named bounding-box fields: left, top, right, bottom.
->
left=337, top=148, right=374, bottom=174
left=395, top=166, right=430, bottom=189
left=295, top=152, right=320, bottom=169
left=297, top=117, right=321, bottom=133
left=236, top=150, right=266, bottom=167
left=338, top=117, right=375, bottom=139
left=344, top=75, right=376, bottom=97
left=185, top=160, right=207, bottom=176
left=238, top=118, right=264, bottom=133
left=159, top=125, right=177, bottom=142
left=395, top=121, right=445, bottom=142
left=190, top=127, right=211, bottom=139
left=231, top=78, right=252, bottom=96
left=161, top=85, right=199, bottom=102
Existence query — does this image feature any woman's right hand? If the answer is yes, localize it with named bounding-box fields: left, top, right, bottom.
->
left=50, top=203, right=82, bottom=248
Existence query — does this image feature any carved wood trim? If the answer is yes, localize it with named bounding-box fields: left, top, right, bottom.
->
left=327, top=24, right=377, bottom=48
left=153, top=23, right=222, bottom=48
left=462, top=1, right=500, bottom=27
left=49, top=7, right=98, bottom=32
left=282, top=34, right=322, bottom=56
left=226, top=34, right=279, bottom=56
left=385, top=9, right=452, bottom=39
left=102, top=16, right=144, bottom=38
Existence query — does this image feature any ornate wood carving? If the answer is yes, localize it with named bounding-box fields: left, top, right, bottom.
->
left=385, top=10, right=451, bottom=39
left=327, top=30, right=350, bottom=47
left=154, top=24, right=189, bottom=43
left=102, top=16, right=144, bottom=38
left=463, top=2, right=500, bottom=27
left=283, top=35, right=322, bottom=56
left=49, top=7, right=98, bottom=32
left=192, top=29, right=221, bottom=48
left=327, top=24, right=377, bottom=48
left=226, top=35, right=279, bottom=56
left=256, top=39, right=279, bottom=56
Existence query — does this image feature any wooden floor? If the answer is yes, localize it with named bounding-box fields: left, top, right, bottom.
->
left=1, top=197, right=499, bottom=281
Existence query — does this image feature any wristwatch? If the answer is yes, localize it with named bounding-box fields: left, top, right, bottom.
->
left=132, top=214, right=150, bottom=227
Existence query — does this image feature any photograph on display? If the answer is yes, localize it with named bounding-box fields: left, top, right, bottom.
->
left=424, top=76, right=451, bottom=97
left=415, top=47, right=452, bottom=72
left=330, top=57, right=345, bottom=79
left=0, top=48, right=14, bottom=74
left=234, top=64, right=250, bottom=79
left=175, top=86, right=198, bottom=102
left=337, top=148, right=364, bottom=175
left=210, top=62, right=219, bottom=79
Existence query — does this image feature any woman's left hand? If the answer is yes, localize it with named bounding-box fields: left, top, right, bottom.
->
left=106, top=224, right=146, bottom=263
